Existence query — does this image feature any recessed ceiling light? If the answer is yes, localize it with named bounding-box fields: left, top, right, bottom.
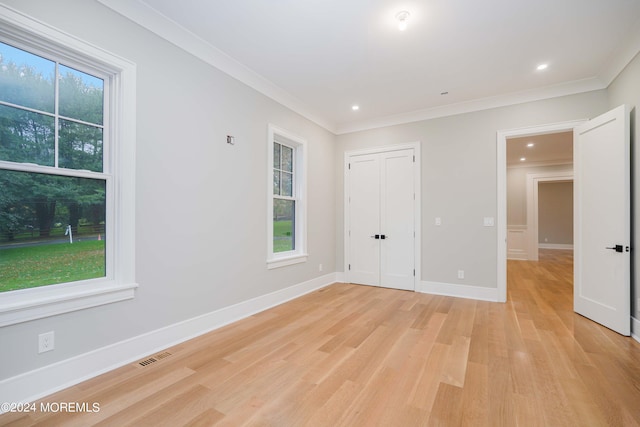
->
left=352, top=105, right=360, bottom=111
left=520, top=157, right=526, bottom=162
left=396, top=11, right=410, bottom=31
left=536, top=63, right=548, bottom=71
left=527, top=143, right=535, bottom=147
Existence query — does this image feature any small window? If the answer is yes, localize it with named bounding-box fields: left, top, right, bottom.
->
left=267, top=125, right=307, bottom=268
left=273, top=141, right=295, bottom=252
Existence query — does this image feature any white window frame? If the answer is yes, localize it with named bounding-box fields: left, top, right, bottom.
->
left=267, top=124, right=307, bottom=269
left=0, top=6, right=137, bottom=327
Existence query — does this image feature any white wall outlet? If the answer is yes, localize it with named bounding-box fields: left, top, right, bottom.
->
left=319, top=264, right=323, bottom=272
left=457, top=270, right=464, bottom=279
left=435, top=217, right=442, bottom=226
left=38, top=331, right=55, bottom=353
left=483, top=217, right=494, bottom=227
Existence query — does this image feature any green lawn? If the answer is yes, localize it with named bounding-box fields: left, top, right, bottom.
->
left=0, top=240, right=105, bottom=292
left=274, top=219, right=294, bottom=252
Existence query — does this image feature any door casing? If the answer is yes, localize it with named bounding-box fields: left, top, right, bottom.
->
left=344, top=142, right=422, bottom=289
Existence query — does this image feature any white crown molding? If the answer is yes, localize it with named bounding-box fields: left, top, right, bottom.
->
left=599, top=24, right=640, bottom=87
left=336, top=77, right=605, bottom=134
left=96, top=0, right=336, bottom=133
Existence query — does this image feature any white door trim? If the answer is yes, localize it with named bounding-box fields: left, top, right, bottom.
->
left=344, top=142, right=421, bottom=288
left=526, top=172, right=574, bottom=261
left=497, top=120, right=586, bottom=302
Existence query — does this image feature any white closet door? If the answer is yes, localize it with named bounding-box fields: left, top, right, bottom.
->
left=347, top=149, right=415, bottom=291
left=348, top=153, right=381, bottom=286
left=380, top=149, right=415, bottom=290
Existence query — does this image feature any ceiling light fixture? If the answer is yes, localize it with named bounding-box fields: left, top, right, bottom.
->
left=396, top=11, right=410, bottom=31
left=536, top=63, right=548, bottom=71
left=352, top=105, right=360, bottom=111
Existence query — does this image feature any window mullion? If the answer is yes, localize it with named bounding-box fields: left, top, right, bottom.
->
left=54, top=61, right=59, bottom=168
left=291, top=150, right=295, bottom=198
left=0, top=100, right=56, bottom=118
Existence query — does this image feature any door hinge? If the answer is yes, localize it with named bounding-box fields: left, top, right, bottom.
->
left=348, top=264, right=351, bottom=270
left=348, top=163, right=351, bottom=170
left=413, top=269, right=415, bottom=277
left=413, top=155, right=415, bottom=162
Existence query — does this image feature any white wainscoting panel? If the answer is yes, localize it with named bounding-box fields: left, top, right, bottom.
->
left=539, top=243, right=574, bottom=250
left=507, top=225, right=528, bottom=260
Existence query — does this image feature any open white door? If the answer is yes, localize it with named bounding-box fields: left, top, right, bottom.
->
left=574, top=104, right=630, bottom=336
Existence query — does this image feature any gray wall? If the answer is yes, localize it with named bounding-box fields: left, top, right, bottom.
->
left=608, top=51, right=640, bottom=320
left=336, top=91, right=609, bottom=288
left=0, top=0, right=336, bottom=379
left=506, top=164, right=573, bottom=226
left=538, top=181, right=573, bottom=245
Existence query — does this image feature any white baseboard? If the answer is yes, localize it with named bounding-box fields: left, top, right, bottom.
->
left=0, top=273, right=338, bottom=408
left=538, top=243, right=573, bottom=250
left=507, top=251, right=528, bottom=261
left=632, top=316, right=640, bottom=343
left=417, top=281, right=499, bottom=302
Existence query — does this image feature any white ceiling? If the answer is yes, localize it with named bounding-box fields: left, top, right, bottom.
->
left=100, top=0, right=640, bottom=134
left=507, top=131, right=573, bottom=167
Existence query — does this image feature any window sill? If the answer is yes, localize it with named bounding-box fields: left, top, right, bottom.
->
left=0, top=280, right=138, bottom=327
left=267, top=253, right=308, bottom=270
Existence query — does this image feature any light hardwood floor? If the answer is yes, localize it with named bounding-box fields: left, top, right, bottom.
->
left=2, top=249, right=640, bottom=426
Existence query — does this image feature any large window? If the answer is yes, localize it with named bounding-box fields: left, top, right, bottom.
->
left=267, top=125, right=307, bottom=268
left=0, top=6, right=136, bottom=326
left=0, top=41, right=107, bottom=292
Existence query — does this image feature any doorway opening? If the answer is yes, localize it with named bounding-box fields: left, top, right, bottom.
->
left=499, top=107, right=630, bottom=334
left=497, top=120, right=586, bottom=302
left=505, top=132, right=574, bottom=300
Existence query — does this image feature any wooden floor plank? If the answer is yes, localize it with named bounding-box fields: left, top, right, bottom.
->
left=2, top=250, right=640, bottom=426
